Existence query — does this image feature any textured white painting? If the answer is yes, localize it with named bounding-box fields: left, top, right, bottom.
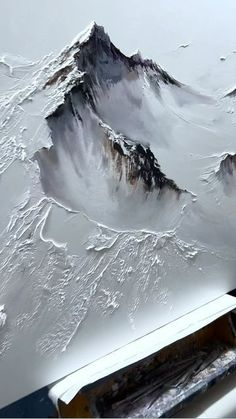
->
left=1, top=0, right=236, bottom=408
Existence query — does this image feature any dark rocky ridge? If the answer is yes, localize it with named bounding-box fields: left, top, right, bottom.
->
left=103, top=131, right=182, bottom=194
left=44, top=23, right=181, bottom=91
left=73, top=23, right=181, bottom=88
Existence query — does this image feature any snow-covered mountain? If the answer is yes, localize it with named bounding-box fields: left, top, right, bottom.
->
left=35, top=23, right=205, bottom=231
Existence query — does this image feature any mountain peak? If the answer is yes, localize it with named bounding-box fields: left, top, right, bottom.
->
left=72, top=21, right=110, bottom=48
left=44, top=21, right=181, bottom=92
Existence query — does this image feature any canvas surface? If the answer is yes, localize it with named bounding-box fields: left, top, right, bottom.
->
left=1, top=0, right=236, bottom=408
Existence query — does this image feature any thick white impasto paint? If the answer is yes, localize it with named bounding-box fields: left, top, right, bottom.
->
left=1, top=1, right=236, bottom=408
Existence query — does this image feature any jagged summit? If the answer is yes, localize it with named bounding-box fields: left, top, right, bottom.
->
left=72, top=21, right=111, bottom=50
left=72, top=21, right=180, bottom=87
left=44, top=21, right=181, bottom=90
left=43, top=21, right=111, bottom=88
left=131, top=49, right=143, bottom=63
